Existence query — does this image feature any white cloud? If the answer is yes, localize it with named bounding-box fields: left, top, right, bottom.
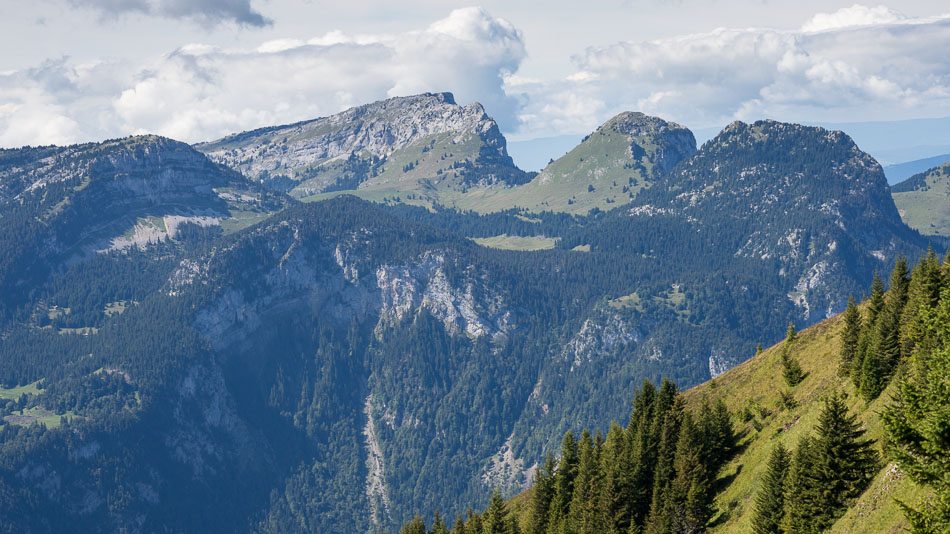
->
left=0, top=7, right=525, bottom=147
left=801, top=4, right=905, bottom=33
left=5, top=4, right=950, bottom=147
left=513, top=5, right=950, bottom=136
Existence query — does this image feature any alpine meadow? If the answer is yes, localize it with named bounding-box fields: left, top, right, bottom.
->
left=2, top=2, right=950, bottom=534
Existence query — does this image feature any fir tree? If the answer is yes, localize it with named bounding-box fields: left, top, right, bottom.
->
left=783, top=436, right=819, bottom=534
left=809, top=392, right=878, bottom=530
left=883, top=288, right=950, bottom=533
left=644, top=408, right=681, bottom=534
left=901, top=249, right=943, bottom=358
left=781, top=347, right=804, bottom=387
left=548, top=431, right=579, bottom=529
left=858, top=335, right=887, bottom=401
left=483, top=490, right=513, bottom=534
left=528, top=454, right=556, bottom=534
left=402, top=515, right=427, bottom=534
left=838, top=295, right=861, bottom=376
left=599, top=422, right=628, bottom=534
left=670, top=413, right=713, bottom=534
left=432, top=511, right=450, bottom=534
left=751, top=444, right=790, bottom=534
left=568, top=430, right=601, bottom=534
left=853, top=272, right=886, bottom=389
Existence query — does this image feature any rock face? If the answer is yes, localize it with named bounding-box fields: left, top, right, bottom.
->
left=196, top=93, right=529, bottom=197
left=600, top=112, right=697, bottom=176
left=633, top=120, right=923, bottom=320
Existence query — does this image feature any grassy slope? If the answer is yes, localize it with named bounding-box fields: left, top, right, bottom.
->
left=470, top=235, right=559, bottom=251
left=681, top=312, right=926, bottom=534
left=506, top=310, right=927, bottom=533
left=446, top=128, right=653, bottom=215
left=892, top=161, right=950, bottom=237
left=303, top=128, right=652, bottom=216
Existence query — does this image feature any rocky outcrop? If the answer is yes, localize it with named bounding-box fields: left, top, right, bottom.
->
left=197, top=93, right=528, bottom=195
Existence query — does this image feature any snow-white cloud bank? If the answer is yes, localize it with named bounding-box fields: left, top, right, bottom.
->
left=514, top=4, right=950, bottom=136
left=0, top=7, right=524, bottom=147
left=3, top=4, right=950, bottom=147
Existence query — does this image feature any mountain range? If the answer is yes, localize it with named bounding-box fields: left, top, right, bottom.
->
left=0, top=93, right=945, bottom=533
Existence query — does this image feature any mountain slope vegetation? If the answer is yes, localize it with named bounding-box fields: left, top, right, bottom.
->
left=0, top=96, right=946, bottom=533
left=406, top=251, right=950, bottom=534
left=892, top=159, right=950, bottom=237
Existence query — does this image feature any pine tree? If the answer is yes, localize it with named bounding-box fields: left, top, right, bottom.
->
left=484, top=490, right=512, bottom=534
left=751, top=444, right=790, bottom=534
left=548, top=431, right=579, bottom=529
left=859, top=333, right=887, bottom=401
left=670, top=414, right=713, bottom=534
left=901, top=249, right=943, bottom=359
left=432, top=511, right=450, bottom=534
left=783, top=436, right=819, bottom=534
left=852, top=272, right=886, bottom=389
left=469, top=507, right=484, bottom=534
left=883, top=287, right=950, bottom=533
left=785, top=322, right=797, bottom=344
left=528, top=453, right=556, bottom=534
left=402, top=515, right=427, bottom=534
left=568, top=430, right=601, bottom=534
left=838, top=295, right=861, bottom=376
left=644, top=408, right=681, bottom=534
left=628, top=383, right=661, bottom=530
left=599, top=422, right=628, bottom=534
left=809, top=392, right=879, bottom=530
left=781, top=347, right=804, bottom=387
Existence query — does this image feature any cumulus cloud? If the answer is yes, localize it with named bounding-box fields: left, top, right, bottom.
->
left=0, top=7, right=525, bottom=147
left=5, top=4, right=950, bottom=147
left=67, top=0, right=271, bottom=27
left=513, top=4, right=950, bottom=136
left=801, top=4, right=905, bottom=33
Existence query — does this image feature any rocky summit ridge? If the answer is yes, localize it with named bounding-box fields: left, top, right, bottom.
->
left=197, top=92, right=529, bottom=198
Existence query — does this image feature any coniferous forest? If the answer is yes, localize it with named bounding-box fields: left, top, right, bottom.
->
left=401, top=251, right=950, bottom=534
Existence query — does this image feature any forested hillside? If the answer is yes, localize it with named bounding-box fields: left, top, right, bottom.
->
left=0, top=103, right=944, bottom=533
left=404, top=251, right=950, bottom=534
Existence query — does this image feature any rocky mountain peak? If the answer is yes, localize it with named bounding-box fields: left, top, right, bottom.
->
left=195, top=92, right=526, bottom=196
left=634, top=119, right=920, bottom=320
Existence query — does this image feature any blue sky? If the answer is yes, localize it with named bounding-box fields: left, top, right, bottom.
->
left=2, top=1, right=950, bottom=148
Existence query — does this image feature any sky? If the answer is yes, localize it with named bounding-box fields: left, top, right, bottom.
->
left=2, top=1, right=950, bottom=149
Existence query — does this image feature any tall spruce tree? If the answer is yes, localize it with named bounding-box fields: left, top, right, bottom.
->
left=901, top=249, right=943, bottom=359
left=599, top=422, right=629, bottom=534
left=402, top=515, right=427, bottom=534
left=483, top=490, right=514, bottom=534
left=645, top=411, right=681, bottom=534
left=548, top=431, right=579, bottom=530
left=809, top=392, right=878, bottom=530
left=751, top=444, right=790, bottom=534
left=883, top=287, right=950, bottom=533
left=839, top=295, right=862, bottom=376
left=670, top=414, right=713, bottom=534
left=432, top=511, right=450, bottom=534
left=853, top=272, right=886, bottom=389
left=783, top=436, right=819, bottom=534
left=528, top=454, right=556, bottom=534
